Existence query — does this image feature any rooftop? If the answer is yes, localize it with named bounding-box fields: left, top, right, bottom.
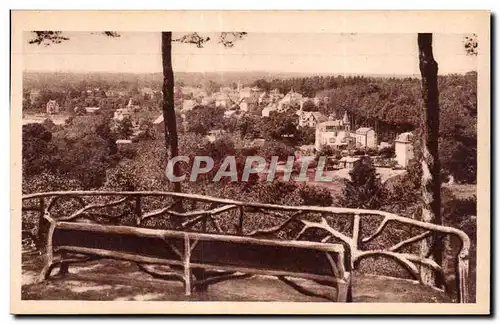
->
left=356, top=127, right=374, bottom=135
left=396, top=132, right=414, bottom=142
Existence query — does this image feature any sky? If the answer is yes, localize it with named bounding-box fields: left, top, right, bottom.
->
left=22, top=32, right=477, bottom=75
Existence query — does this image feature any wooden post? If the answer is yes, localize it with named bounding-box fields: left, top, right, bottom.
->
left=38, top=213, right=57, bottom=282
left=336, top=273, right=352, bottom=303
left=350, top=213, right=360, bottom=270
left=183, top=233, right=192, bottom=296
left=36, top=197, right=48, bottom=250
left=58, top=251, right=69, bottom=276
left=192, top=201, right=208, bottom=292
left=457, top=253, right=470, bottom=303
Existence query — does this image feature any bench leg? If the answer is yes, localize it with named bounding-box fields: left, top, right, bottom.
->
left=39, top=260, right=57, bottom=282
left=192, top=269, right=209, bottom=292
left=56, top=251, right=69, bottom=276
left=184, top=268, right=192, bottom=296
left=336, top=274, right=352, bottom=302
left=183, top=234, right=192, bottom=296
left=38, top=247, right=57, bottom=282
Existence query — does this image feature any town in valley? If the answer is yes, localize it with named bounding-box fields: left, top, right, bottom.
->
left=19, top=30, right=479, bottom=305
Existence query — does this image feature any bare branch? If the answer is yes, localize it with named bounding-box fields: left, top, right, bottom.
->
left=299, top=218, right=352, bottom=246
left=137, top=264, right=184, bottom=281
left=388, top=231, right=432, bottom=252
left=361, top=217, right=390, bottom=243
left=28, top=31, right=69, bottom=46
left=103, top=31, right=120, bottom=37
left=218, top=32, right=247, bottom=47
left=464, top=33, right=478, bottom=56
left=278, top=276, right=334, bottom=301
left=141, top=201, right=179, bottom=221
left=194, top=273, right=253, bottom=287
left=173, top=32, right=210, bottom=48
left=354, top=250, right=420, bottom=280
left=60, top=197, right=130, bottom=221
left=246, top=211, right=305, bottom=237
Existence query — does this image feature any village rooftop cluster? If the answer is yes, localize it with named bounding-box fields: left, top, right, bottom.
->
left=26, top=80, right=416, bottom=178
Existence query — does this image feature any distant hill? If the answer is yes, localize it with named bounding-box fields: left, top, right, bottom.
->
left=23, top=70, right=422, bottom=90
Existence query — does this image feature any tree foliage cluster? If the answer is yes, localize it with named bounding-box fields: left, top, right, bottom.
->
left=23, top=74, right=163, bottom=115
left=22, top=115, right=131, bottom=190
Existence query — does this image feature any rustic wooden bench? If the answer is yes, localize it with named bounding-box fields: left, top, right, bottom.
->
left=40, top=218, right=352, bottom=302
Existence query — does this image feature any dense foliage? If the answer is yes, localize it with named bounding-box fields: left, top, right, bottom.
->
left=341, top=156, right=385, bottom=209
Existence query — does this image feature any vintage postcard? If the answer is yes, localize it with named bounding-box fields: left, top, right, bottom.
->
left=11, top=10, right=490, bottom=315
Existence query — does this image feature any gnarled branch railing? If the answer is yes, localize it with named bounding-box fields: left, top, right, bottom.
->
left=21, top=190, right=471, bottom=303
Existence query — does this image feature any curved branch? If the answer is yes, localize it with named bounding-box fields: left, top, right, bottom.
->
left=181, top=215, right=207, bottom=229
left=44, top=195, right=86, bottom=215
left=166, top=204, right=237, bottom=218
left=300, top=218, right=352, bottom=246
left=361, top=217, right=390, bottom=243
left=321, top=235, right=332, bottom=243
left=44, top=196, right=59, bottom=214
left=249, top=208, right=293, bottom=220
left=194, top=273, right=253, bottom=287
left=60, top=197, right=130, bottom=221
left=246, top=211, right=305, bottom=237
left=137, top=264, right=185, bottom=282
left=354, top=251, right=430, bottom=281
left=141, top=201, right=178, bottom=221
left=388, top=231, right=432, bottom=252
left=278, top=276, right=334, bottom=301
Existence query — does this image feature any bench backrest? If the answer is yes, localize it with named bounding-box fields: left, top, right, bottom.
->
left=52, top=221, right=347, bottom=280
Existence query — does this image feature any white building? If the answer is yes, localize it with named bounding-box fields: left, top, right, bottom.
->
left=113, top=107, right=132, bottom=121
left=239, top=95, right=259, bottom=112
left=262, top=103, right=278, bottom=117
left=394, top=132, right=414, bottom=168
left=354, top=127, right=377, bottom=149
left=315, top=120, right=351, bottom=151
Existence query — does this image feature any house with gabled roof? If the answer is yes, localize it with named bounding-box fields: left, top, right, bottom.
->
left=239, top=94, right=259, bottom=112
left=353, top=127, right=377, bottom=149
left=297, top=111, right=327, bottom=128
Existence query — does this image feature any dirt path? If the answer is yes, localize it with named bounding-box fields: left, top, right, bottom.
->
left=22, top=255, right=451, bottom=303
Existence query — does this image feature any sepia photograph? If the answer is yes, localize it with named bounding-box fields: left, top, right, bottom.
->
left=10, top=10, right=490, bottom=315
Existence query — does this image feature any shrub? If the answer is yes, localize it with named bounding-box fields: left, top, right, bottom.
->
left=341, top=156, right=385, bottom=209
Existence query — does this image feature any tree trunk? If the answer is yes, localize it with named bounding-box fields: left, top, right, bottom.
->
left=417, top=33, right=443, bottom=287
left=162, top=32, right=181, bottom=193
